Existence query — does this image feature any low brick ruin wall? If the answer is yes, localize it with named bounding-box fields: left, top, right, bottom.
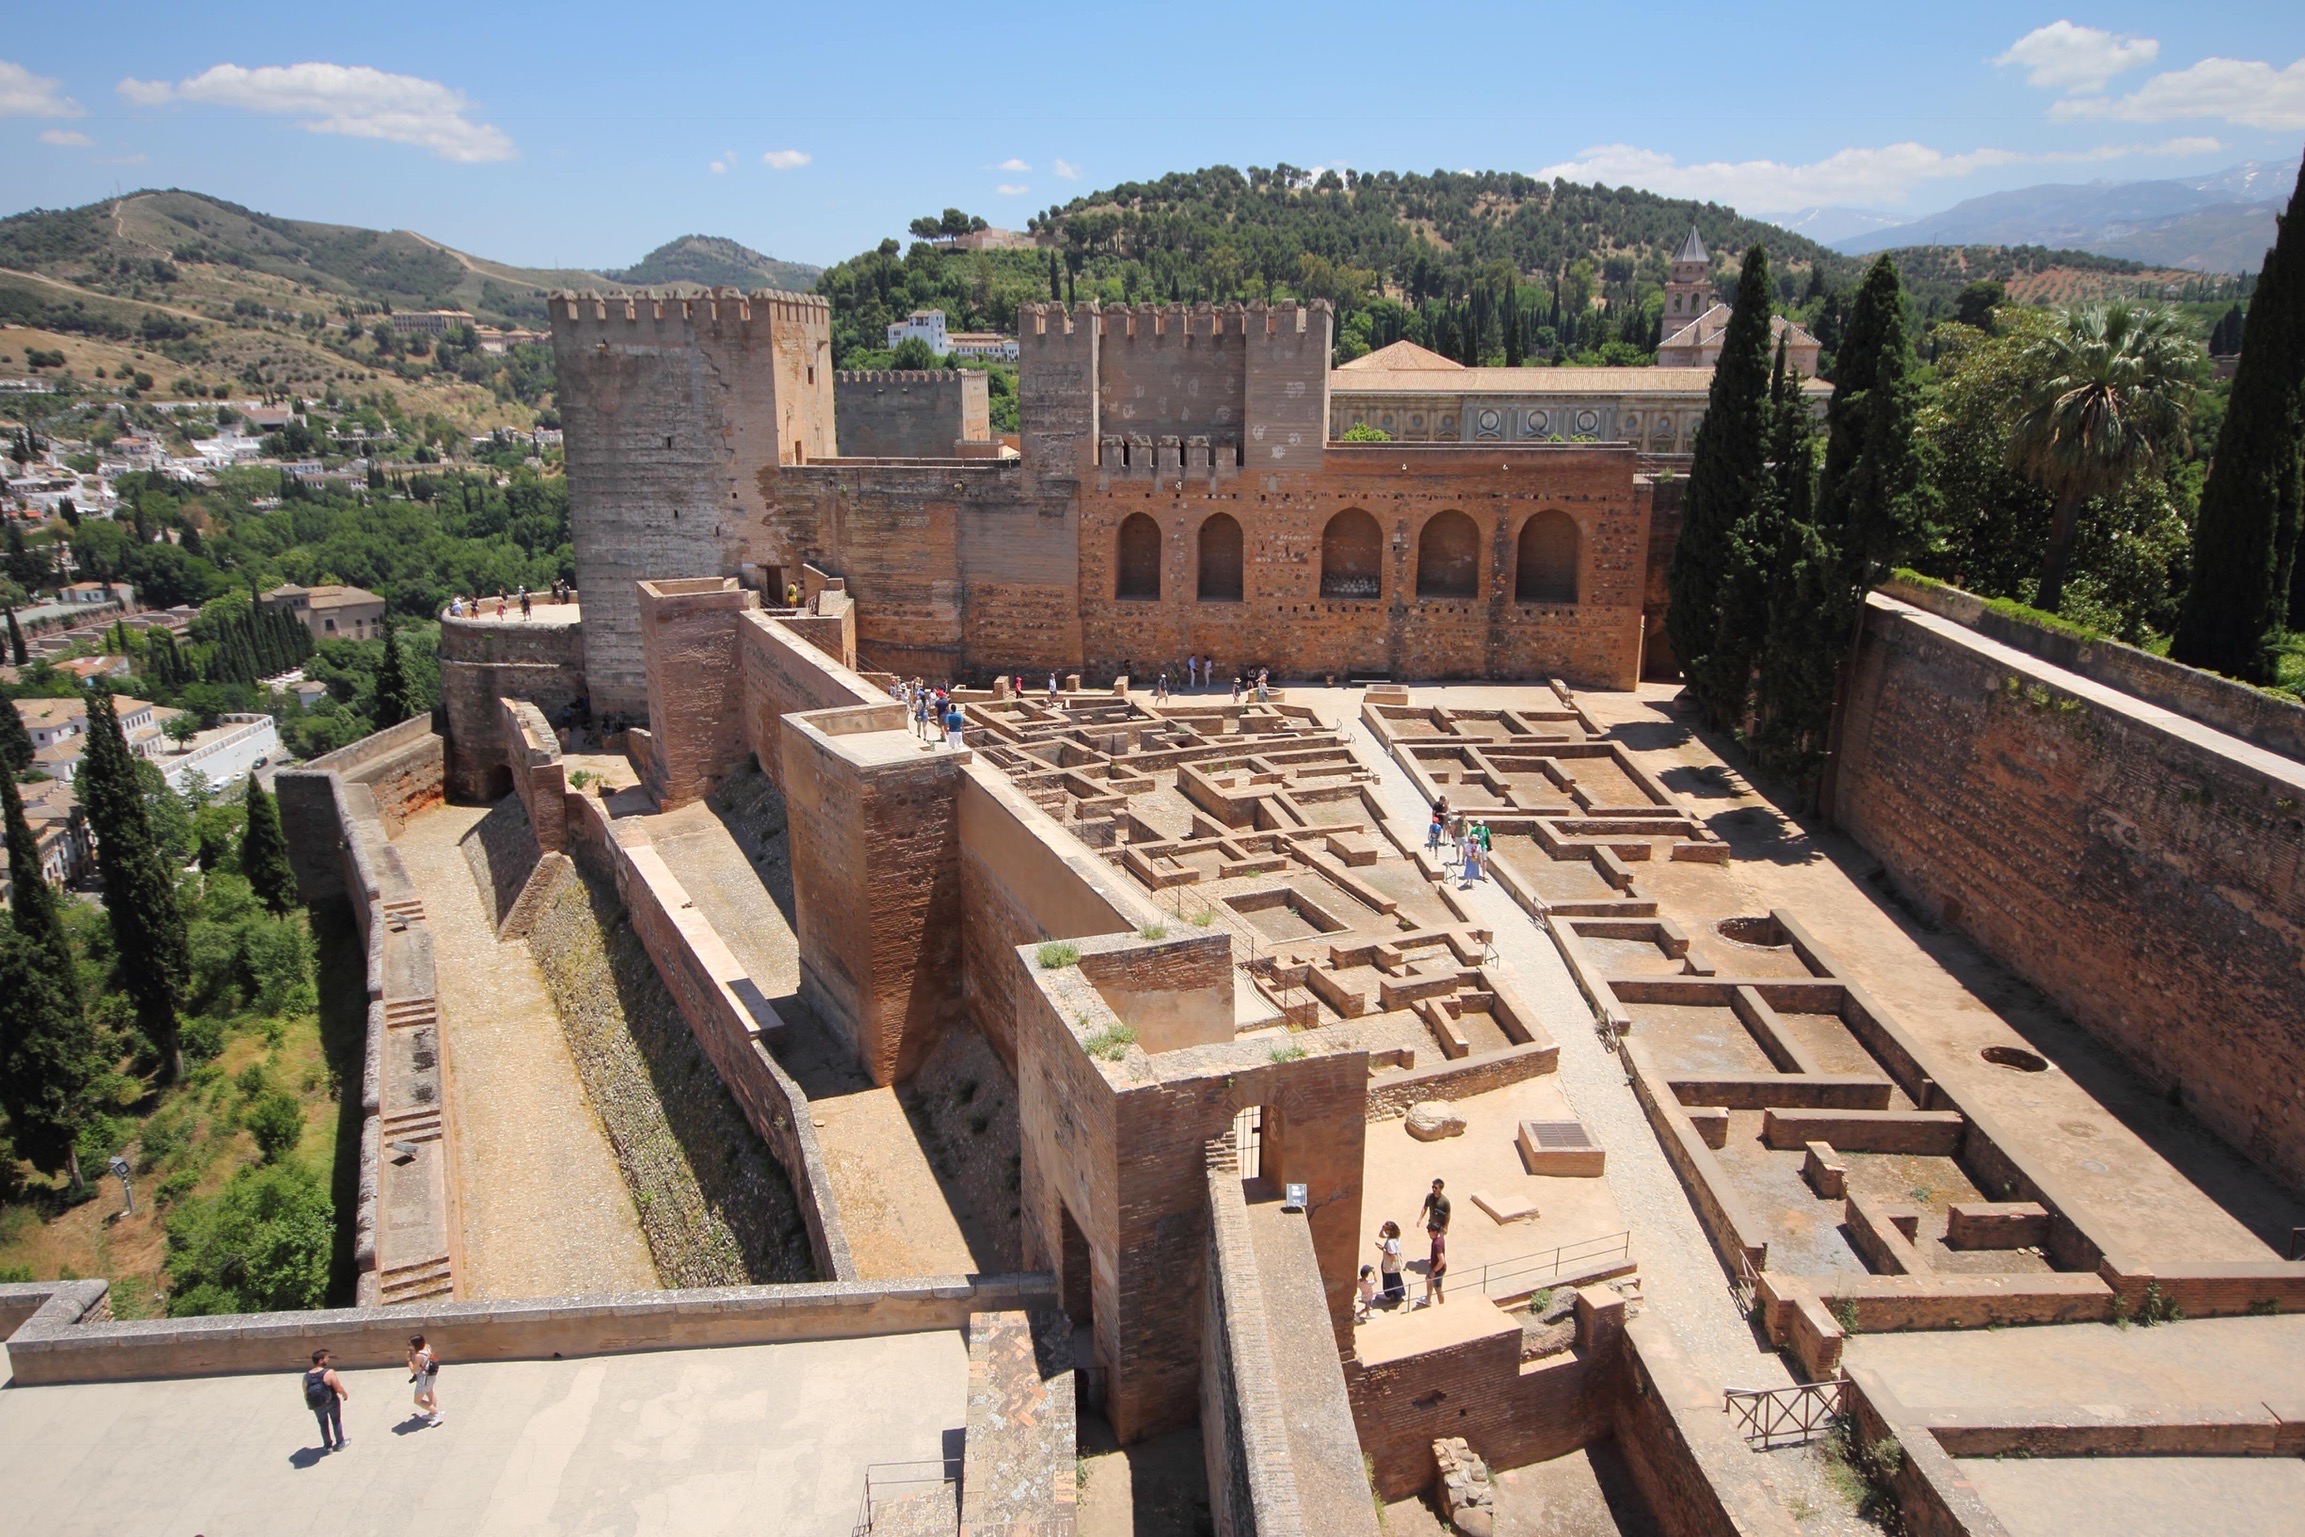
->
left=1834, top=592, right=2305, bottom=1189
left=0, top=1273, right=1053, bottom=1386
left=298, top=714, right=445, bottom=836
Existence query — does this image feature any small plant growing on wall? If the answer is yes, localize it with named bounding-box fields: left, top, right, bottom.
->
left=1037, top=941, right=1080, bottom=969
left=1269, top=1043, right=1306, bottom=1063
left=1139, top=923, right=1166, bottom=941
left=1084, top=1024, right=1136, bottom=1061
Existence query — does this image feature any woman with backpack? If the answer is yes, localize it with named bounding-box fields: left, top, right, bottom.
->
left=303, top=1349, right=348, bottom=1451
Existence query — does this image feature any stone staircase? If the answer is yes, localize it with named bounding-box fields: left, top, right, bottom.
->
left=376, top=1255, right=455, bottom=1305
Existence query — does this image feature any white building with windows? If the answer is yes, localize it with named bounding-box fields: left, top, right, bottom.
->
left=885, top=309, right=950, bottom=353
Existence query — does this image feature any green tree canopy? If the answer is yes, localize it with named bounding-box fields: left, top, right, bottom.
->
left=239, top=772, right=299, bottom=918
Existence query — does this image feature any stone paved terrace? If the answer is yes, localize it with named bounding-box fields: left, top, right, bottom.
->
left=0, top=1329, right=966, bottom=1537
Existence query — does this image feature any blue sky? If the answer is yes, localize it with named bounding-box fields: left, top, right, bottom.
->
left=2, top=3, right=2301, bottom=269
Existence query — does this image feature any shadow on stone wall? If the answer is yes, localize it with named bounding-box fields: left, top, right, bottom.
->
left=460, top=796, right=544, bottom=930
left=312, top=899, right=371, bottom=1308
left=526, top=863, right=817, bottom=1285
left=899, top=1023, right=1025, bottom=1272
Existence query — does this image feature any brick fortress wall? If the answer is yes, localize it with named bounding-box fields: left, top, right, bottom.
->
left=1833, top=591, right=2305, bottom=1188
left=550, top=288, right=832, bottom=716
left=437, top=608, right=585, bottom=798
left=834, top=369, right=990, bottom=457
left=554, top=293, right=1652, bottom=686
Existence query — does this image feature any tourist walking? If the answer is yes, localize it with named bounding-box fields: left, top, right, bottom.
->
left=518, top=587, right=532, bottom=620
left=1048, top=672, right=1060, bottom=703
left=1356, top=1264, right=1379, bottom=1323
left=1375, top=1221, right=1406, bottom=1307
left=945, top=701, right=967, bottom=751
left=1421, top=1231, right=1448, bottom=1308
left=1426, top=806, right=1444, bottom=852
left=303, top=1349, right=348, bottom=1451
left=1420, top=1178, right=1452, bottom=1236
left=408, top=1334, right=442, bottom=1426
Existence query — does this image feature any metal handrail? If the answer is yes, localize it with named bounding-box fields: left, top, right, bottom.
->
left=1723, top=1379, right=1846, bottom=1449
left=1467, top=1229, right=1632, bottom=1299
left=852, top=1457, right=961, bottom=1536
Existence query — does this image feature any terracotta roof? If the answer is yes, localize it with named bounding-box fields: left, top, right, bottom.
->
left=15, top=697, right=86, bottom=729
left=304, top=585, right=385, bottom=609
left=1332, top=365, right=1829, bottom=396
left=1336, top=340, right=1463, bottom=373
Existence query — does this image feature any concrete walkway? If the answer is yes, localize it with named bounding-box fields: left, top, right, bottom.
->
left=0, top=1330, right=966, bottom=1537
left=1290, top=687, right=1791, bottom=1397
left=394, top=804, right=657, bottom=1300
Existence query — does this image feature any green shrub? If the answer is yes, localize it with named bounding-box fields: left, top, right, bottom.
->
left=1269, top=1043, right=1307, bottom=1063
left=1139, top=923, right=1167, bottom=941
left=1189, top=908, right=1215, bottom=927
left=179, top=1015, right=227, bottom=1063
left=1036, top=941, right=1080, bottom=969
left=242, top=1091, right=304, bottom=1163
left=164, top=1160, right=331, bottom=1315
left=234, top=1062, right=268, bottom=1098
left=1084, top=1024, right=1136, bottom=1061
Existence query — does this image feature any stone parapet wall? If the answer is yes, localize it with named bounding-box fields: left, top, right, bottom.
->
left=636, top=578, right=757, bottom=808
left=1881, top=575, right=2305, bottom=762
left=274, top=743, right=457, bottom=1308
left=1606, top=1316, right=1800, bottom=1536
left=1200, top=1167, right=1310, bottom=1537
left=1, top=1272, right=1051, bottom=1386
left=1834, top=593, right=2305, bottom=1188
left=835, top=368, right=991, bottom=458
left=738, top=609, right=887, bottom=792
left=303, top=714, right=444, bottom=834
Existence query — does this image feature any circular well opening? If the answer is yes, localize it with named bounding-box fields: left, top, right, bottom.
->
left=1982, top=1046, right=2049, bottom=1073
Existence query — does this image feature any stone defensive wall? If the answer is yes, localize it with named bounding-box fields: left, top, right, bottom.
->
left=0, top=1272, right=1050, bottom=1386
left=833, top=367, right=991, bottom=458
left=274, top=726, right=459, bottom=1308
left=438, top=601, right=586, bottom=798
left=491, top=697, right=858, bottom=1283
left=1834, top=587, right=2305, bottom=1192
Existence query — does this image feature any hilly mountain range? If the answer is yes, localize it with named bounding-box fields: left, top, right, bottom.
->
left=1805, top=160, right=2296, bottom=273
left=0, top=190, right=819, bottom=328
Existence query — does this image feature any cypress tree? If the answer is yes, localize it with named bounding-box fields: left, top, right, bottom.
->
left=1707, top=339, right=1798, bottom=733
left=2172, top=157, right=2305, bottom=678
left=1, top=696, right=31, bottom=775
left=78, top=690, right=189, bottom=1081
left=375, top=620, right=418, bottom=727
left=0, top=912, right=98, bottom=1183
left=6, top=603, right=25, bottom=665
left=1752, top=255, right=1918, bottom=794
left=239, top=771, right=299, bottom=917
left=4, top=769, right=79, bottom=996
left=1666, top=244, right=1776, bottom=726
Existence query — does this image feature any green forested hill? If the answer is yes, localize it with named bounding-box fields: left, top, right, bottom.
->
left=813, top=165, right=2225, bottom=374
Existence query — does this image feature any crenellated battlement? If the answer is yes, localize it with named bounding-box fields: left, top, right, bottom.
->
left=548, top=287, right=830, bottom=332
left=835, top=369, right=975, bottom=385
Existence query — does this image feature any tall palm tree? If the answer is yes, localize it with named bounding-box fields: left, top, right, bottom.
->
left=2004, top=301, right=2199, bottom=613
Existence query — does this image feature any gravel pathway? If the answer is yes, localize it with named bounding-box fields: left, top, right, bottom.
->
left=395, top=802, right=658, bottom=1299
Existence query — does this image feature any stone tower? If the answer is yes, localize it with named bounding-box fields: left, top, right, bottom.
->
left=550, top=288, right=834, bottom=716
left=1661, top=226, right=1712, bottom=338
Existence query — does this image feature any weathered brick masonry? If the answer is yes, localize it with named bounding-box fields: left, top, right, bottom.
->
left=1834, top=593, right=2305, bottom=1188
left=437, top=608, right=585, bottom=799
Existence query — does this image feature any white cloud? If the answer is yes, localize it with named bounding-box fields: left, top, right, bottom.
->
left=1996, top=21, right=2157, bottom=93
left=0, top=59, right=82, bottom=117
left=995, top=183, right=1029, bottom=196
left=762, top=148, right=810, bottom=170
left=1539, top=137, right=2218, bottom=210
left=2053, top=56, right=2305, bottom=131
left=992, top=157, right=1030, bottom=172
left=1053, top=158, right=1081, bottom=180
left=709, top=158, right=729, bottom=174
left=115, top=62, right=513, bottom=162
left=39, top=128, right=92, bottom=147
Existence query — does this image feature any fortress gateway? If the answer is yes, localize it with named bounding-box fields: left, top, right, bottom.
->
left=548, top=288, right=1673, bottom=715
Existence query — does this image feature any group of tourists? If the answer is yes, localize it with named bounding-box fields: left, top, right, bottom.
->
left=1425, top=796, right=1492, bottom=888
left=447, top=581, right=567, bottom=621
left=893, top=678, right=969, bottom=750
left=1358, top=1178, right=1453, bottom=1319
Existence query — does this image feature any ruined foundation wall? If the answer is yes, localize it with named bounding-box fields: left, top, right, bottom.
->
left=1834, top=593, right=2305, bottom=1188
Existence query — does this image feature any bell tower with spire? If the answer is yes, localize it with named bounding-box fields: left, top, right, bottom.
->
left=1662, top=226, right=1712, bottom=339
